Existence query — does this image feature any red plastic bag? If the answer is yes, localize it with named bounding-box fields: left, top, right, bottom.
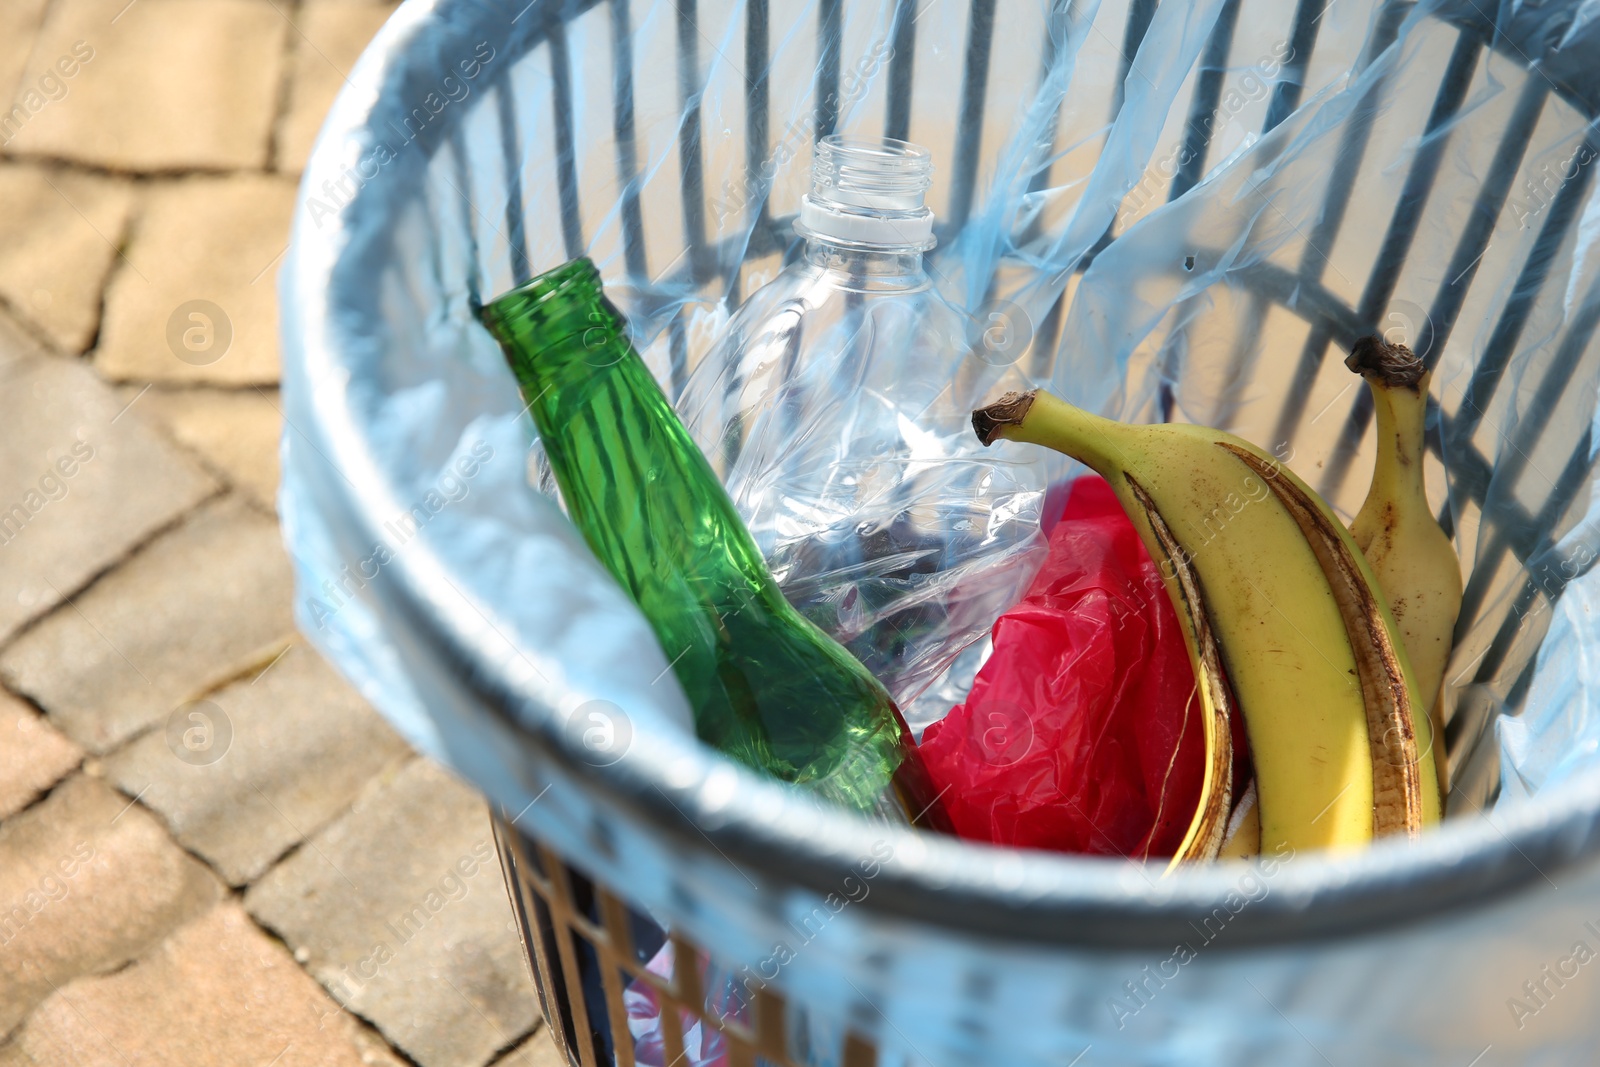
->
left=920, top=476, right=1242, bottom=860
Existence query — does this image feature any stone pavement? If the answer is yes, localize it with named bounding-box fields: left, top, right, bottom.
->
left=0, top=2, right=562, bottom=1064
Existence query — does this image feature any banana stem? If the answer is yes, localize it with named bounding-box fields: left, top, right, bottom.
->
left=973, top=390, right=1129, bottom=474
left=1346, top=338, right=1430, bottom=534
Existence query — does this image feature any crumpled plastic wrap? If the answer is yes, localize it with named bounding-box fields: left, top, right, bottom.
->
left=919, top=477, right=1223, bottom=859
left=674, top=256, right=1045, bottom=706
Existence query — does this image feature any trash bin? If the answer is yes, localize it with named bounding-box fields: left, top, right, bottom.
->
left=279, top=0, right=1600, bottom=1063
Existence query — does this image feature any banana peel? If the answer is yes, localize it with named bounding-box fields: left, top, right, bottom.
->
left=974, top=390, right=1442, bottom=867
left=1346, top=337, right=1463, bottom=796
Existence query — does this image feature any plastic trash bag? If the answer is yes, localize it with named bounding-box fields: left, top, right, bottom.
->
left=919, top=476, right=1245, bottom=859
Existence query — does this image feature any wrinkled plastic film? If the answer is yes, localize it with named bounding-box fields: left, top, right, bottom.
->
left=673, top=244, right=1046, bottom=706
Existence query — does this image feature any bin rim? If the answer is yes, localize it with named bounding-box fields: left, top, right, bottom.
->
left=283, top=0, right=1600, bottom=954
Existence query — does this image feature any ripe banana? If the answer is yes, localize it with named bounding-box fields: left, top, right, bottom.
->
left=973, top=390, right=1441, bottom=863
left=1347, top=337, right=1462, bottom=795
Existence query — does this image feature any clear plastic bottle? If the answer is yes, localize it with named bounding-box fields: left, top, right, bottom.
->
left=678, top=135, right=1044, bottom=705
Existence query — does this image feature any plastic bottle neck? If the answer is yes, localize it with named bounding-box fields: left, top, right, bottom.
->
left=801, top=240, right=930, bottom=292
left=794, top=136, right=936, bottom=258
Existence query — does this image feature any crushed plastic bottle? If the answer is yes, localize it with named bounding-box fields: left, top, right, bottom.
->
left=677, top=135, right=1044, bottom=705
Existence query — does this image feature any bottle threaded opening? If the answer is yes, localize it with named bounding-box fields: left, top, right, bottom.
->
left=797, top=135, right=936, bottom=251
left=812, top=136, right=933, bottom=210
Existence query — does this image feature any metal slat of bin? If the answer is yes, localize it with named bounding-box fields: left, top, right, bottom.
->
left=1155, top=0, right=1243, bottom=420
left=1011, top=0, right=1075, bottom=255
left=608, top=0, right=649, bottom=278
left=675, top=0, right=711, bottom=284
left=1113, top=0, right=1159, bottom=119
left=717, top=0, right=775, bottom=443
left=1449, top=551, right=1585, bottom=806
left=446, top=125, right=486, bottom=305
left=1020, top=1, right=1086, bottom=380
left=504, top=830, right=589, bottom=1065
left=549, top=18, right=587, bottom=261
left=1446, top=430, right=1600, bottom=807
left=497, top=77, right=534, bottom=285
left=884, top=0, right=917, bottom=143
left=491, top=820, right=558, bottom=1035
left=663, top=0, right=714, bottom=396
left=1262, top=0, right=1328, bottom=133
left=744, top=0, right=774, bottom=259
left=593, top=890, right=638, bottom=1067
left=543, top=844, right=612, bottom=1067
left=816, top=0, right=842, bottom=139
left=1168, top=0, right=1241, bottom=203
left=1322, top=76, right=1550, bottom=497
left=1429, top=410, right=1500, bottom=531
left=945, top=0, right=997, bottom=234
left=1022, top=0, right=1080, bottom=210
left=1081, top=0, right=1164, bottom=267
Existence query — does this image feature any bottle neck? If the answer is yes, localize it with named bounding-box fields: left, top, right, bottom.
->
left=479, top=259, right=777, bottom=598
left=479, top=259, right=630, bottom=398
left=801, top=239, right=930, bottom=293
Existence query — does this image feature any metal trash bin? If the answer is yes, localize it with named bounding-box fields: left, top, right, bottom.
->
left=280, top=0, right=1600, bottom=1062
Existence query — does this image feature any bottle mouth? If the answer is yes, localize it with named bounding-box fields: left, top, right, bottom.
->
left=796, top=135, right=936, bottom=251
left=486, top=257, right=601, bottom=314
left=479, top=257, right=621, bottom=349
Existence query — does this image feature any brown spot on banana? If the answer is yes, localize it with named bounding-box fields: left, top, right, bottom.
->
left=1218, top=443, right=1427, bottom=838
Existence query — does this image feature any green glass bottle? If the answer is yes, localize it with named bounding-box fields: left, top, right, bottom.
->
left=480, top=258, right=950, bottom=830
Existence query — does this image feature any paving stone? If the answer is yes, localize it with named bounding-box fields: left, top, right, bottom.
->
left=277, top=1, right=399, bottom=174
left=0, top=314, right=217, bottom=645
left=0, top=774, right=222, bottom=1035
left=0, top=692, right=81, bottom=821
left=96, top=174, right=295, bottom=385
left=0, top=0, right=52, bottom=139
left=3, top=903, right=388, bottom=1067
left=491, top=1030, right=565, bottom=1067
left=0, top=163, right=133, bottom=353
left=105, top=642, right=412, bottom=885
left=4, top=0, right=287, bottom=171
left=0, top=496, right=295, bottom=754
left=127, top=387, right=283, bottom=508
left=248, top=759, right=540, bottom=1067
